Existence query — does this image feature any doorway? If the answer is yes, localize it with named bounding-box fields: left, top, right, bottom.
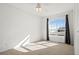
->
left=47, top=15, right=71, bottom=44
left=47, top=16, right=66, bottom=43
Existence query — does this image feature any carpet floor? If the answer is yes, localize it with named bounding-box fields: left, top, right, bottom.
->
left=0, top=41, right=74, bottom=55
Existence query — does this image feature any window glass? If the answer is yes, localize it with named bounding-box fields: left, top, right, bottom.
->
left=48, top=17, right=65, bottom=36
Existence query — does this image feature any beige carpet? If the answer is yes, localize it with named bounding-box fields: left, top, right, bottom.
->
left=0, top=42, right=74, bottom=55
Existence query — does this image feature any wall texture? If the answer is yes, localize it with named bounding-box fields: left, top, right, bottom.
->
left=74, top=3, right=79, bottom=55
left=0, top=4, right=42, bottom=52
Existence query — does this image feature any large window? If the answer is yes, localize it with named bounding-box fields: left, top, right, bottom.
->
left=48, top=17, right=65, bottom=36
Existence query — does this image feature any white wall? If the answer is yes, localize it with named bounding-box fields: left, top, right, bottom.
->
left=42, top=11, right=74, bottom=44
left=74, top=3, right=79, bottom=55
left=0, top=4, right=42, bottom=52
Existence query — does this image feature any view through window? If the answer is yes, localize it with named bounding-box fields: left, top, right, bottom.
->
left=48, top=17, right=65, bottom=36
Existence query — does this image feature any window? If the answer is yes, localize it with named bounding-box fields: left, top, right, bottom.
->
left=48, top=17, right=65, bottom=36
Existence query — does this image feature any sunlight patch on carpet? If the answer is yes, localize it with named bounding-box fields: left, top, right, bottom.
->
left=14, top=47, right=29, bottom=52
left=24, top=45, right=47, bottom=51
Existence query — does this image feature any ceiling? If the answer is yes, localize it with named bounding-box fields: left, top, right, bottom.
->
left=9, top=3, right=74, bottom=17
